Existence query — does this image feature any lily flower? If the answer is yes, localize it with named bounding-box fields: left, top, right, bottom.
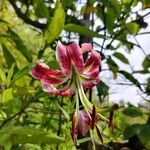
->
left=31, top=41, right=101, bottom=97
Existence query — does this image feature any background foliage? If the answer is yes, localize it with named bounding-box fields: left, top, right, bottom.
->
left=0, top=0, right=150, bottom=149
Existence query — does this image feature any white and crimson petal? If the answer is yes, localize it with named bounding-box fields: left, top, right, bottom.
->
left=42, top=81, right=75, bottom=96
left=68, top=42, right=84, bottom=74
left=56, top=42, right=72, bottom=77
left=31, top=41, right=101, bottom=97
left=31, top=62, right=67, bottom=85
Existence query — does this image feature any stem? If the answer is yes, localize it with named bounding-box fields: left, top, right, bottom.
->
left=56, top=96, right=63, bottom=150
left=75, top=76, right=109, bottom=122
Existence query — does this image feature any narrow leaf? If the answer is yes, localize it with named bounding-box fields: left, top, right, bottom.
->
left=64, top=24, right=104, bottom=38
left=142, top=55, right=150, bottom=70
left=0, top=65, right=6, bottom=83
left=0, top=127, right=64, bottom=145
left=6, top=63, right=16, bottom=87
left=113, top=52, right=129, bottom=64
left=12, top=64, right=33, bottom=84
left=119, top=70, right=142, bottom=90
left=107, top=57, right=119, bottom=79
left=57, top=104, right=69, bottom=120
left=2, top=44, right=18, bottom=70
left=8, top=29, right=32, bottom=62
left=45, top=2, right=65, bottom=43
left=2, top=88, right=14, bottom=104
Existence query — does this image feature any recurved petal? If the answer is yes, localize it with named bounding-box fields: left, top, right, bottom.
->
left=84, top=50, right=101, bottom=78
left=82, top=76, right=100, bottom=89
left=68, top=42, right=84, bottom=73
left=42, top=81, right=75, bottom=97
left=31, top=62, right=67, bottom=85
left=56, top=41, right=72, bottom=76
left=81, top=43, right=92, bottom=53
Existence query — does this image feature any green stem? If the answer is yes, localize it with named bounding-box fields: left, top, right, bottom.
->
left=75, top=76, right=109, bottom=122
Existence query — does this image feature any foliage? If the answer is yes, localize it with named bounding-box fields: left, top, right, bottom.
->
left=0, top=0, right=150, bottom=149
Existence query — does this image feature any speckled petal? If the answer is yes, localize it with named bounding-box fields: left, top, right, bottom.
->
left=68, top=42, right=84, bottom=73
left=56, top=41, right=72, bottom=76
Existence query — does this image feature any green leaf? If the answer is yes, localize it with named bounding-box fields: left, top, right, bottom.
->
left=107, top=57, right=119, bottom=79
left=0, top=127, right=64, bottom=145
left=123, top=124, right=150, bottom=149
left=122, top=103, right=143, bottom=117
left=0, top=65, right=6, bottom=83
left=113, top=52, right=129, bottom=64
left=123, top=123, right=140, bottom=139
left=34, top=0, right=49, bottom=19
left=12, top=64, right=33, bottom=84
left=64, top=24, right=104, bottom=38
left=106, top=6, right=116, bottom=32
left=57, top=104, right=69, bottom=120
left=96, top=81, right=109, bottom=97
left=142, top=55, right=150, bottom=71
left=44, top=2, right=65, bottom=43
left=6, top=63, right=16, bottom=87
left=126, top=22, right=140, bottom=35
left=137, top=124, right=150, bottom=149
left=2, top=88, right=14, bottom=104
left=2, top=44, right=18, bottom=70
left=119, top=70, right=142, bottom=90
left=8, top=29, right=32, bottom=62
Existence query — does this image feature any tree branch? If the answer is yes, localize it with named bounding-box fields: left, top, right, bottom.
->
left=8, top=0, right=47, bottom=29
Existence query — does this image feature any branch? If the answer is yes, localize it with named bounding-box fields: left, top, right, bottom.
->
left=8, top=0, right=47, bottom=29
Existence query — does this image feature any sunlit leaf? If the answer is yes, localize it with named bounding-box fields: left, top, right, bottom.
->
left=12, top=64, right=33, bottom=84
left=0, top=126, right=64, bottom=145
left=45, top=2, right=65, bottom=43
left=6, top=63, right=16, bottom=87
left=0, top=65, right=6, bottom=83
left=2, top=88, right=14, bottom=104
left=126, top=22, right=140, bottom=35
left=8, top=29, right=32, bottom=62
left=2, top=44, right=18, bottom=70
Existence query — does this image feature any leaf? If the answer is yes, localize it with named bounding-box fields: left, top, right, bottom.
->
left=57, top=104, right=69, bottom=120
left=8, top=29, right=32, bottom=62
left=106, top=57, right=119, bottom=79
left=122, top=103, right=143, bottom=117
left=123, top=124, right=150, bottom=149
left=0, top=65, right=6, bottom=83
left=137, top=124, right=150, bottom=149
left=12, top=64, right=33, bottom=84
left=106, top=6, right=116, bottom=32
left=96, top=81, right=109, bottom=97
left=142, top=55, right=150, bottom=71
left=123, top=123, right=140, bottom=139
left=126, top=22, right=140, bottom=35
left=2, top=44, right=18, bottom=70
left=119, top=70, right=142, bottom=90
left=6, top=63, right=16, bottom=87
left=34, top=0, right=49, bottom=19
left=2, top=88, right=14, bottom=104
left=0, top=126, right=64, bottom=145
left=64, top=24, right=104, bottom=38
left=44, top=2, right=65, bottom=43
left=113, top=52, right=129, bottom=64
